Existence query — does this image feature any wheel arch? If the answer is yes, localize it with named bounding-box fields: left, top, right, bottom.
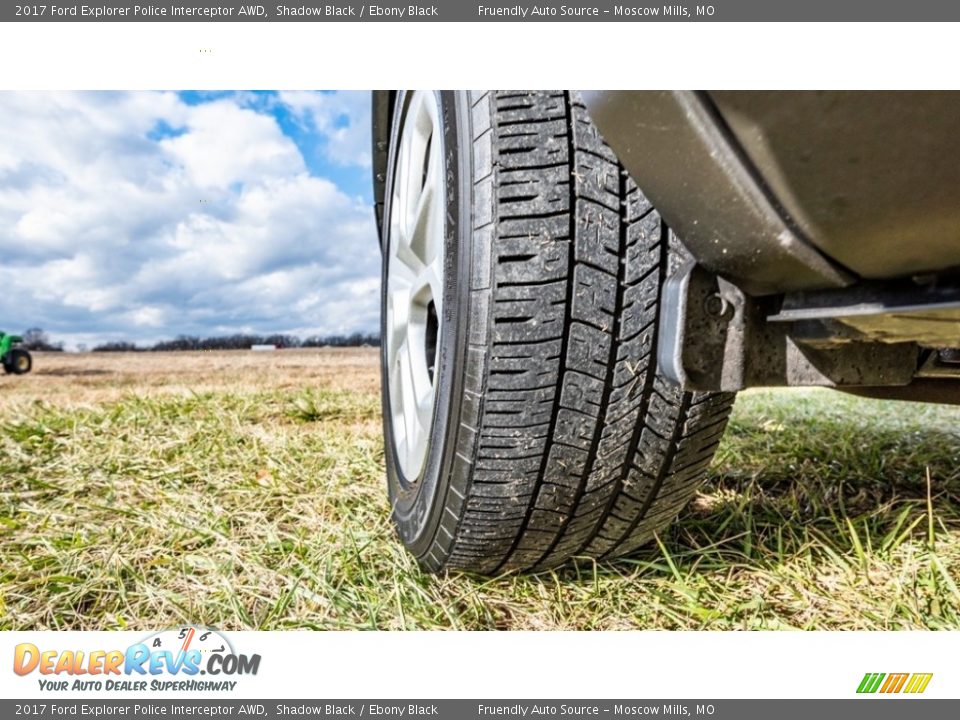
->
left=372, top=90, right=397, bottom=250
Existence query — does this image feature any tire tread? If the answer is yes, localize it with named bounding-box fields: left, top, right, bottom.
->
left=424, top=91, right=735, bottom=573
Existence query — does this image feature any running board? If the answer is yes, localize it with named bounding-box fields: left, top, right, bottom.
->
left=770, top=281, right=960, bottom=346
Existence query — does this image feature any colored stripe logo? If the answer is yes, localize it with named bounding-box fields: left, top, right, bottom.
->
left=857, top=672, right=933, bottom=694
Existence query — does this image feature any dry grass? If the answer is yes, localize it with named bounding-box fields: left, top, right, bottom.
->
left=0, top=349, right=380, bottom=408
left=1, top=349, right=958, bottom=630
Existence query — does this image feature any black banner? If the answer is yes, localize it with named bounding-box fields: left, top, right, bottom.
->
left=5, top=0, right=960, bottom=22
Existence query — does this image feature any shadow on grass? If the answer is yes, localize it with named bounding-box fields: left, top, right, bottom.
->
left=563, top=403, right=960, bottom=583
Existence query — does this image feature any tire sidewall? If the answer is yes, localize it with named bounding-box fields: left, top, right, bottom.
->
left=381, top=90, right=473, bottom=561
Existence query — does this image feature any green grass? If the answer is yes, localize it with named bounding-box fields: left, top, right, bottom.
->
left=1, top=384, right=958, bottom=630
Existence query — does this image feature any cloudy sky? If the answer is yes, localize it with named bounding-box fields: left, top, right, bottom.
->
left=0, top=91, right=380, bottom=350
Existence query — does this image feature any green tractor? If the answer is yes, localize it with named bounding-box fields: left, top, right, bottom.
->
left=1, top=332, right=32, bottom=375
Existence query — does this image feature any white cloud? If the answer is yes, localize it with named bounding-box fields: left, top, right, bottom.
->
left=0, top=91, right=381, bottom=349
left=161, top=100, right=305, bottom=188
left=278, top=90, right=372, bottom=168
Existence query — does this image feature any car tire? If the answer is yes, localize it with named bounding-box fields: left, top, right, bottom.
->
left=381, top=90, right=736, bottom=574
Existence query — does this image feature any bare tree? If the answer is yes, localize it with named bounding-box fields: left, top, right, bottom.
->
left=21, top=327, right=63, bottom=351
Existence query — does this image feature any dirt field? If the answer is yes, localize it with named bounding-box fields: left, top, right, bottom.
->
left=1, top=349, right=958, bottom=630
left=0, top=349, right=380, bottom=408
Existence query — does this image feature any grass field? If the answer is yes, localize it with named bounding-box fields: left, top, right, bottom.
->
left=1, top=349, right=958, bottom=630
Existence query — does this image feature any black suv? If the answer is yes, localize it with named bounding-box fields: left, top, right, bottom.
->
left=371, top=91, right=960, bottom=574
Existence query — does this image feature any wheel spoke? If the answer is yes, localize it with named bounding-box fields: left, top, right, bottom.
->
left=395, top=94, right=424, bottom=246
left=413, top=255, right=444, bottom=319
left=396, top=336, right=417, bottom=447
left=424, top=130, right=446, bottom=268
left=409, top=176, right=435, bottom=264
left=409, top=130, right=442, bottom=267
left=405, top=318, right=433, bottom=411
left=388, top=344, right=406, bottom=452
left=386, top=290, right=408, bottom=369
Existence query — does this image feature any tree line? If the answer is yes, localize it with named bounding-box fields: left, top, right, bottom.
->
left=91, top=331, right=380, bottom=352
left=18, top=328, right=65, bottom=352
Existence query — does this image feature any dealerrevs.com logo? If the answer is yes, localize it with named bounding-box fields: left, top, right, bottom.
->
left=857, top=672, right=933, bottom=695
left=13, top=627, right=261, bottom=693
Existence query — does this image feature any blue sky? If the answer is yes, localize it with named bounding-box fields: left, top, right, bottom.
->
left=0, top=91, right=380, bottom=349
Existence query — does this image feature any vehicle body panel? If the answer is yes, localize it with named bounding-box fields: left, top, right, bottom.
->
left=583, top=90, right=960, bottom=292
left=712, top=91, right=960, bottom=280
